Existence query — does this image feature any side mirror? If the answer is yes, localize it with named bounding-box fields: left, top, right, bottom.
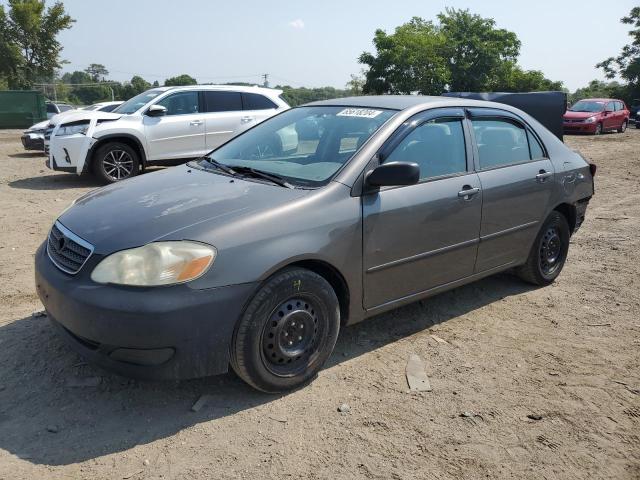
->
left=146, top=105, right=167, bottom=117
left=365, top=161, right=420, bottom=188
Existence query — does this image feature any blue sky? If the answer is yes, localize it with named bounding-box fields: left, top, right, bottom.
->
left=56, top=0, right=637, bottom=91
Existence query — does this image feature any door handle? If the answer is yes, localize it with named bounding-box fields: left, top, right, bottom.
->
left=190, top=120, right=203, bottom=126
left=458, top=186, right=480, bottom=200
left=241, top=116, right=255, bottom=124
left=536, top=170, right=553, bottom=182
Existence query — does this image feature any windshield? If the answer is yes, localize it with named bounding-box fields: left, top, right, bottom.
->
left=200, top=106, right=396, bottom=187
left=113, top=89, right=164, bottom=114
left=82, top=105, right=100, bottom=111
left=569, top=100, right=605, bottom=113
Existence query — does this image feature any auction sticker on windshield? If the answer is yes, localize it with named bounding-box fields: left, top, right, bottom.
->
left=336, top=108, right=383, bottom=118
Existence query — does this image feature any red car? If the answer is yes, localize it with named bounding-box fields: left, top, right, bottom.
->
left=563, top=98, right=629, bottom=135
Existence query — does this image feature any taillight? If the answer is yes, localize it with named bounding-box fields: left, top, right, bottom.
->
left=589, top=163, right=597, bottom=177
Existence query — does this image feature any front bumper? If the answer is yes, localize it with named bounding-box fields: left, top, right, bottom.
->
left=34, top=242, right=257, bottom=380
left=21, top=133, right=45, bottom=151
left=563, top=121, right=598, bottom=134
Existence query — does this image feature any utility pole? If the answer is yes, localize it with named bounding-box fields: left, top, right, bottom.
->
left=262, top=73, right=270, bottom=88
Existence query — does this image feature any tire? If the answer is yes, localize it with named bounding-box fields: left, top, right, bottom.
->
left=517, top=211, right=570, bottom=286
left=230, top=268, right=340, bottom=393
left=93, top=142, right=140, bottom=183
left=594, top=123, right=602, bottom=135
left=619, top=120, right=628, bottom=133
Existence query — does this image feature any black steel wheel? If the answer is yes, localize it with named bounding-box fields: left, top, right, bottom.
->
left=93, top=142, right=140, bottom=183
left=517, top=211, right=570, bottom=286
left=230, top=268, right=340, bottom=393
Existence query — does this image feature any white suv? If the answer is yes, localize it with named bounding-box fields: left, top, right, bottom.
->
left=48, top=85, right=289, bottom=182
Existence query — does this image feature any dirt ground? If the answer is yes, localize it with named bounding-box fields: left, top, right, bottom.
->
left=0, top=128, right=638, bottom=480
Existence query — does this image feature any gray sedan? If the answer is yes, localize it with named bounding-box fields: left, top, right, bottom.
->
left=35, top=96, right=595, bottom=392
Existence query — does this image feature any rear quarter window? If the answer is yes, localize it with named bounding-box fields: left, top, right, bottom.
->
left=243, top=93, right=277, bottom=110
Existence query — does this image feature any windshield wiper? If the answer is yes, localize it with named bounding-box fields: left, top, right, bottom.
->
left=231, top=166, right=294, bottom=189
left=201, top=157, right=238, bottom=176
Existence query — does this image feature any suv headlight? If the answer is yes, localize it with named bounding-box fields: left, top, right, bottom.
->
left=91, top=241, right=217, bottom=286
left=584, top=116, right=597, bottom=124
left=56, top=120, right=90, bottom=136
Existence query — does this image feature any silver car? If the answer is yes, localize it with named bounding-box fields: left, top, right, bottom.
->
left=35, top=96, right=595, bottom=392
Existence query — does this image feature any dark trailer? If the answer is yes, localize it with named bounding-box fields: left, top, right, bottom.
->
left=443, top=91, right=567, bottom=141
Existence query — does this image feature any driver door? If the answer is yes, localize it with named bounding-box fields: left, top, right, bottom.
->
left=143, top=90, right=206, bottom=161
left=362, top=109, right=482, bottom=309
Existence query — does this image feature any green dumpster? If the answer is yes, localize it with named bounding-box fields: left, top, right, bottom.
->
left=0, top=91, right=47, bottom=129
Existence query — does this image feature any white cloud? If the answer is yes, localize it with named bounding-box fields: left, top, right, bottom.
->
left=288, top=19, right=305, bottom=30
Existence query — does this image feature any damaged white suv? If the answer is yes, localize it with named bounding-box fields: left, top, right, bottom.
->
left=48, top=85, right=289, bottom=182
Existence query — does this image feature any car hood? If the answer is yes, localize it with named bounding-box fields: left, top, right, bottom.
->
left=58, top=164, right=309, bottom=254
left=564, top=111, right=601, bottom=120
left=54, top=110, right=122, bottom=126
left=26, top=119, right=50, bottom=131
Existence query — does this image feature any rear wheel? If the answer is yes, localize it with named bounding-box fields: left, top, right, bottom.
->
left=230, top=268, right=340, bottom=393
left=517, top=211, right=570, bottom=286
left=93, top=142, right=140, bottom=183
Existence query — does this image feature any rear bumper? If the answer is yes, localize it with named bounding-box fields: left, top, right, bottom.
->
left=34, top=242, right=258, bottom=380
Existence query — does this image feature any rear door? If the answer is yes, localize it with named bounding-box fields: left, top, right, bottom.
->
left=469, top=109, right=554, bottom=272
left=362, top=108, right=482, bottom=309
left=241, top=92, right=280, bottom=126
left=143, top=90, right=205, bottom=160
left=202, top=91, right=245, bottom=150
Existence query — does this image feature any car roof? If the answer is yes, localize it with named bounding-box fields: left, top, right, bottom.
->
left=306, top=95, right=526, bottom=111
left=162, top=84, right=282, bottom=95
left=576, top=98, right=619, bottom=102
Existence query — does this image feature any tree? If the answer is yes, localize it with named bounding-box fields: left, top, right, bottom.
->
left=85, top=63, right=108, bottom=82
left=596, top=7, right=639, bottom=100
left=359, top=9, right=561, bottom=95
left=0, top=0, right=74, bottom=88
left=164, top=74, right=197, bottom=86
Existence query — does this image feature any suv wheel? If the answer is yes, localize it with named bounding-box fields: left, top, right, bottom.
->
left=230, top=268, right=340, bottom=393
left=93, top=142, right=140, bottom=183
left=517, top=211, right=570, bottom=286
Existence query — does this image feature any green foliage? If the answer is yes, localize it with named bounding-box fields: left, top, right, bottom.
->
left=359, top=9, right=561, bottom=95
left=596, top=7, right=640, bottom=100
left=276, top=85, right=355, bottom=106
left=569, top=80, right=635, bottom=105
left=0, top=0, right=74, bottom=88
left=85, top=63, right=108, bottom=82
left=164, top=74, right=197, bottom=86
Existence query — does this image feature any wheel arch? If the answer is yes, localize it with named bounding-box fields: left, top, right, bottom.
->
left=85, top=134, right=147, bottom=174
left=268, top=259, right=351, bottom=325
left=553, top=203, right=577, bottom=235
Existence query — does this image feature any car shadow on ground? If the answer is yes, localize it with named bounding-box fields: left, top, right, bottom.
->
left=0, top=273, right=535, bottom=466
left=8, top=152, right=46, bottom=159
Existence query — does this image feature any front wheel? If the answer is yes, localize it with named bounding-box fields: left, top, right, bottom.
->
left=517, top=211, right=570, bottom=286
left=594, top=123, right=603, bottom=135
left=93, top=142, right=140, bottom=183
left=230, top=268, right=340, bottom=393
left=619, top=120, right=628, bottom=133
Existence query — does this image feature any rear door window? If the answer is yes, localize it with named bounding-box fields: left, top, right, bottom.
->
left=203, top=91, right=242, bottom=113
left=472, top=119, right=531, bottom=169
left=242, top=93, right=277, bottom=110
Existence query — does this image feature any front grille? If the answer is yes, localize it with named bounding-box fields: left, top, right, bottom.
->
left=47, top=221, right=94, bottom=274
left=564, top=119, right=584, bottom=124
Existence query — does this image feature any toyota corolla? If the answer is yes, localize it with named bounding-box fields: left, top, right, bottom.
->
left=35, top=96, right=595, bottom=392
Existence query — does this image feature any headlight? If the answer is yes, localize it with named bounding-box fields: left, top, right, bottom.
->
left=91, top=241, right=216, bottom=286
left=56, top=121, right=90, bottom=136
left=584, top=116, right=596, bottom=124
